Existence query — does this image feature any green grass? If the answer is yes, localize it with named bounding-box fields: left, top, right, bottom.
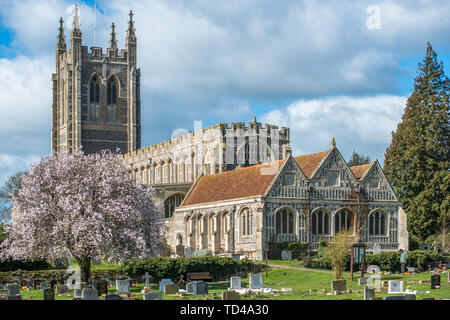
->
left=17, top=261, right=450, bottom=300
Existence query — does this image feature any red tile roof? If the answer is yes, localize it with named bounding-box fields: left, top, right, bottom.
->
left=350, top=163, right=372, bottom=179
left=294, top=150, right=330, bottom=178
left=181, top=159, right=285, bottom=207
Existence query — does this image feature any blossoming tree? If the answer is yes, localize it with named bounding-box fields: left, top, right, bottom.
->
left=0, top=150, right=166, bottom=282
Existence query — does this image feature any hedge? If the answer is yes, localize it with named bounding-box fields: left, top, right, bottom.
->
left=302, top=250, right=448, bottom=272
left=0, top=259, right=51, bottom=272
left=120, top=256, right=256, bottom=281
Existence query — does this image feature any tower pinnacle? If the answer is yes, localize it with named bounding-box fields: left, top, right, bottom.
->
left=126, top=10, right=136, bottom=44
left=57, top=17, right=66, bottom=50
left=72, top=4, right=81, bottom=31
left=109, top=22, right=118, bottom=50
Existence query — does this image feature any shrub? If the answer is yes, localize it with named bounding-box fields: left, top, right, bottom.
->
left=365, top=250, right=447, bottom=272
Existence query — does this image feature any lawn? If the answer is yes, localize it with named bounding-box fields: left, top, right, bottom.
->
left=17, top=261, right=450, bottom=300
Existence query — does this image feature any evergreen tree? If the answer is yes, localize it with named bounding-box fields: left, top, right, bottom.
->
left=384, top=42, right=450, bottom=242
left=348, top=151, right=371, bottom=167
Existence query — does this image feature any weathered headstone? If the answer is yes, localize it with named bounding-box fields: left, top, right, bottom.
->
left=73, top=282, right=88, bottom=298
left=404, top=294, right=416, bottom=300
left=186, top=281, right=198, bottom=294
left=159, top=279, right=173, bottom=291
left=43, top=288, right=55, bottom=300
left=383, top=295, right=406, bottom=300
left=249, top=273, right=263, bottom=290
left=431, top=275, right=440, bottom=289
left=331, top=280, right=347, bottom=292
left=7, top=295, right=22, bottom=300
left=56, top=284, right=69, bottom=295
left=82, top=287, right=98, bottom=300
left=6, top=283, right=20, bottom=296
left=185, top=247, right=194, bottom=258
left=103, top=294, right=123, bottom=300
left=116, top=279, right=130, bottom=295
left=194, top=281, right=208, bottom=295
left=176, top=245, right=185, bottom=258
left=364, top=286, right=375, bottom=300
left=229, top=276, right=242, bottom=290
left=144, top=291, right=162, bottom=300
left=164, top=283, right=179, bottom=295
left=94, top=280, right=108, bottom=296
left=281, top=250, right=292, bottom=260
left=222, top=290, right=240, bottom=300
left=388, top=280, right=404, bottom=294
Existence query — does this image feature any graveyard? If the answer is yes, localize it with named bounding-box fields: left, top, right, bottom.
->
left=1, top=259, right=449, bottom=300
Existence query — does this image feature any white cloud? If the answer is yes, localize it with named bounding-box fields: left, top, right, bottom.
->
left=0, top=154, right=41, bottom=187
left=259, top=95, right=407, bottom=164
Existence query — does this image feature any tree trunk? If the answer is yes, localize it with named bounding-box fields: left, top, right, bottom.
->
left=75, top=256, right=91, bottom=283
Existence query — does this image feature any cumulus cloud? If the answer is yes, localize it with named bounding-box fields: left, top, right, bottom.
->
left=259, top=94, right=407, bottom=165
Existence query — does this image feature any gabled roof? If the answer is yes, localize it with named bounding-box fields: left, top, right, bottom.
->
left=350, top=163, right=373, bottom=180
left=294, top=150, right=330, bottom=178
left=181, top=159, right=285, bottom=207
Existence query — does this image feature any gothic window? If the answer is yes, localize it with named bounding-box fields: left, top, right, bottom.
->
left=368, top=210, right=387, bottom=236
left=240, top=208, right=252, bottom=236
left=89, top=76, right=101, bottom=121
left=222, top=212, right=230, bottom=234
left=164, top=194, right=184, bottom=219
left=209, top=214, right=215, bottom=236
left=334, top=209, right=354, bottom=234
left=107, top=77, right=118, bottom=122
left=276, top=208, right=295, bottom=234
left=311, top=209, right=330, bottom=235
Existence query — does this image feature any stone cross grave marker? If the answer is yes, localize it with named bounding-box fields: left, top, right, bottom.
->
left=164, top=283, right=179, bottom=295
left=364, top=286, right=375, bottom=300
left=431, top=275, right=440, bottom=289
left=116, top=279, right=130, bottom=295
left=144, top=291, right=162, bottom=300
left=144, top=272, right=151, bottom=289
left=82, top=287, right=98, bottom=300
left=159, top=279, right=173, bottom=291
left=281, top=250, right=292, bottom=260
left=249, top=273, right=263, bottom=290
left=230, top=276, right=242, bottom=290
left=388, top=280, right=404, bottom=294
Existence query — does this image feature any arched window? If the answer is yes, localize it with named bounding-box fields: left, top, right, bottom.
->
left=276, top=208, right=295, bottom=234
left=240, top=208, right=252, bottom=236
left=311, top=209, right=330, bottom=235
left=89, top=76, right=101, bottom=121
left=164, top=194, right=184, bottom=219
left=209, top=214, right=215, bottom=236
left=368, top=210, right=387, bottom=236
left=334, top=209, right=354, bottom=234
left=107, top=77, right=117, bottom=104
left=222, top=212, right=230, bottom=234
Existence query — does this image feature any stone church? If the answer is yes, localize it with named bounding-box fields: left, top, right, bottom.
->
left=51, top=7, right=408, bottom=260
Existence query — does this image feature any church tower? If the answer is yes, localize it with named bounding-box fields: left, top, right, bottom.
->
left=51, top=6, right=141, bottom=155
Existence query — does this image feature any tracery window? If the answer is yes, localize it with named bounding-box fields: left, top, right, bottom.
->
left=334, top=209, right=354, bottom=234
left=164, top=194, right=184, bottom=219
left=368, top=210, right=387, bottom=236
left=241, top=208, right=252, bottom=236
left=276, top=209, right=295, bottom=234
left=311, top=209, right=330, bottom=235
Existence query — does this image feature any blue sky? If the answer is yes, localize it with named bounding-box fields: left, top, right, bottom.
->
left=0, top=0, right=449, bottom=188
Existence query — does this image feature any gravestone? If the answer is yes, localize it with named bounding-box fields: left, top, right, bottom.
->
left=281, top=250, right=292, bottom=260
left=144, top=272, right=152, bottom=290
left=176, top=245, right=185, bottom=258
left=222, top=290, right=240, bottom=300
left=6, top=283, right=20, bottom=296
left=103, top=294, right=123, bottom=300
left=164, top=283, right=179, bottom=295
left=193, top=249, right=211, bottom=257
left=159, top=279, right=173, bottom=291
left=358, top=277, right=367, bottom=285
left=373, top=243, right=381, bottom=255
left=194, top=281, right=208, bottom=295
left=431, top=275, right=440, bottom=289
left=185, top=247, right=194, bottom=258
left=56, top=284, right=68, bottom=295
left=82, top=287, right=98, bottom=300
left=388, top=280, right=404, bottom=294
left=7, top=295, right=21, bottom=300
left=383, top=295, right=406, bottom=300
left=404, top=294, right=416, bottom=300
left=43, top=288, right=55, bottom=300
left=73, top=282, right=88, bottom=298
left=229, top=276, right=242, bottom=290
left=364, top=286, right=375, bottom=300
left=331, top=280, right=347, bottom=292
left=116, top=279, right=130, bottom=295
left=249, top=273, right=263, bottom=290
left=186, top=281, right=198, bottom=294
left=94, top=280, right=108, bottom=296
left=144, top=291, right=162, bottom=300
